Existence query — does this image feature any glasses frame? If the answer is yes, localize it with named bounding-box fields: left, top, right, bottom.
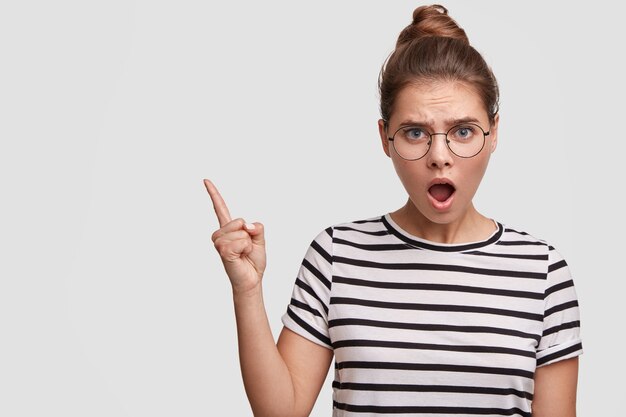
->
left=387, top=122, right=490, bottom=161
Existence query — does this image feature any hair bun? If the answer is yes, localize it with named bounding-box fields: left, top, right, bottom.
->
left=396, top=4, right=469, bottom=47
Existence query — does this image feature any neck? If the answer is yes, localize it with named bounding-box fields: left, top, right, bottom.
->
left=390, top=199, right=496, bottom=244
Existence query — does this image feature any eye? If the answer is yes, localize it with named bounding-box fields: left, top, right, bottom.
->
left=402, top=126, right=427, bottom=141
left=450, top=124, right=476, bottom=141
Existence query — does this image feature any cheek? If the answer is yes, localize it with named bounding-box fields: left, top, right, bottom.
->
left=391, top=157, right=427, bottom=190
left=462, top=156, right=491, bottom=191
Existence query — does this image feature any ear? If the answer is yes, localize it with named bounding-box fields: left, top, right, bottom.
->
left=489, top=113, right=499, bottom=153
left=378, top=119, right=391, bottom=158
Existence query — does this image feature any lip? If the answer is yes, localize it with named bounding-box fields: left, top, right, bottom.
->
left=427, top=177, right=456, bottom=211
left=427, top=177, right=456, bottom=190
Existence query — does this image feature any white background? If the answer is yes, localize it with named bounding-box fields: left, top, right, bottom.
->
left=1, top=0, right=623, bottom=415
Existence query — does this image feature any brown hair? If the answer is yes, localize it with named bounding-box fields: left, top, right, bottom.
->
left=379, top=4, right=499, bottom=126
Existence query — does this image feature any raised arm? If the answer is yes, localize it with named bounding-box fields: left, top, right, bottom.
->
left=204, top=179, right=333, bottom=417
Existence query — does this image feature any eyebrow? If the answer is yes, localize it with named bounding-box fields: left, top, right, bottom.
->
left=398, top=116, right=483, bottom=128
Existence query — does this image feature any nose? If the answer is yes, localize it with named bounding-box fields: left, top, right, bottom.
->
left=426, top=133, right=454, bottom=169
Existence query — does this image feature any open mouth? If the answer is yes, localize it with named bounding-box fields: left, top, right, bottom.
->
left=428, top=182, right=456, bottom=203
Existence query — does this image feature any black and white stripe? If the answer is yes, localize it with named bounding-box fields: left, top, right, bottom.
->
left=282, top=214, right=582, bottom=416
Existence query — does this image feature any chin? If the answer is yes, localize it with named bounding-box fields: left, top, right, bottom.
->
left=410, top=200, right=457, bottom=224
left=411, top=192, right=473, bottom=226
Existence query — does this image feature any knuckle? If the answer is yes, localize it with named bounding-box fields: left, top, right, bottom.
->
left=216, top=244, right=229, bottom=258
left=232, top=218, right=245, bottom=228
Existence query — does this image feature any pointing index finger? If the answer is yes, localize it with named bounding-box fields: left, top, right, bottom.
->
left=203, top=179, right=232, bottom=227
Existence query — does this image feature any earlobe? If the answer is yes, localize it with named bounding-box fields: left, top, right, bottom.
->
left=378, top=119, right=391, bottom=158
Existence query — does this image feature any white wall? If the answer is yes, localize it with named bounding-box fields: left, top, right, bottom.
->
left=0, top=0, right=621, bottom=415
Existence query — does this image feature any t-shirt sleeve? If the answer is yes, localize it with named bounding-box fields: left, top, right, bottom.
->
left=536, top=246, right=583, bottom=367
left=281, top=226, right=334, bottom=350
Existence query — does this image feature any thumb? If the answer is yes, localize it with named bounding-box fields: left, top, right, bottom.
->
left=244, top=222, right=265, bottom=246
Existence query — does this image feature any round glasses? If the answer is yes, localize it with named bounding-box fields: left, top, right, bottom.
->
left=388, top=122, right=489, bottom=160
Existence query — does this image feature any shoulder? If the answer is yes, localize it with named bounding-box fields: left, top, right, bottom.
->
left=327, top=214, right=391, bottom=238
left=497, top=222, right=571, bottom=270
left=332, top=214, right=386, bottom=230
left=311, top=214, right=388, bottom=237
left=307, top=214, right=389, bottom=249
left=497, top=223, right=550, bottom=247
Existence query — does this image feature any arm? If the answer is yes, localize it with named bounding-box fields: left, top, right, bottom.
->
left=532, top=246, right=583, bottom=416
left=234, top=288, right=333, bottom=417
left=531, top=357, right=579, bottom=417
left=205, top=179, right=332, bottom=417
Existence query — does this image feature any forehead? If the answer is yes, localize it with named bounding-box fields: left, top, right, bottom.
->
left=391, top=81, right=487, bottom=127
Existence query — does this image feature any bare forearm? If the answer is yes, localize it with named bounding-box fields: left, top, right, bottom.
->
left=233, top=287, right=295, bottom=417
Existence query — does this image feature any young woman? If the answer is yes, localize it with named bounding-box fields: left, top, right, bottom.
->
left=204, top=4, right=582, bottom=417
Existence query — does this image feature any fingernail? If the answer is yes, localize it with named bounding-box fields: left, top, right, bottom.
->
left=244, top=223, right=256, bottom=230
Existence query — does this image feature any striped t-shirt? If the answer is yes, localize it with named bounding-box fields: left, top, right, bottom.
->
left=281, top=213, right=583, bottom=417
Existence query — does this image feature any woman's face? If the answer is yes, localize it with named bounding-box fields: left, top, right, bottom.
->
left=378, top=80, right=499, bottom=225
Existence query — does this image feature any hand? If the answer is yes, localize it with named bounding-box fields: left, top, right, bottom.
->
left=204, top=179, right=266, bottom=295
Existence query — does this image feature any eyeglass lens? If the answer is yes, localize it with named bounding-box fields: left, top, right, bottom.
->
left=391, top=123, right=486, bottom=160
